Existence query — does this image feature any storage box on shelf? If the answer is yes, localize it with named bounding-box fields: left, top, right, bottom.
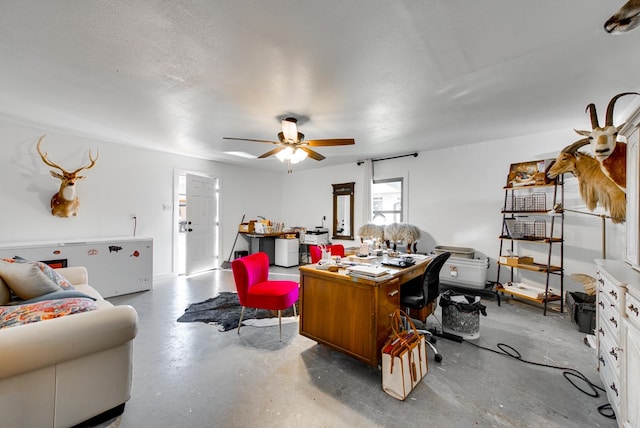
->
left=496, top=167, right=564, bottom=315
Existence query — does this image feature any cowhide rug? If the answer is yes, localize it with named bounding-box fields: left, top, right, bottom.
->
left=177, top=291, right=297, bottom=331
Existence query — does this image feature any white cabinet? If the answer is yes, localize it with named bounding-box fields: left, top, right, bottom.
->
left=0, top=237, right=153, bottom=298
left=595, top=259, right=640, bottom=427
left=275, top=238, right=299, bottom=267
left=623, top=284, right=640, bottom=428
left=626, top=129, right=640, bottom=267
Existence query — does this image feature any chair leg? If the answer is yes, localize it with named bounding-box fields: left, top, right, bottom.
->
left=237, top=306, right=246, bottom=334
left=278, top=310, right=282, bottom=341
left=293, top=303, right=298, bottom=319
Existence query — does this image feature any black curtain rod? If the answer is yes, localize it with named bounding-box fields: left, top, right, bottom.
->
left=356, top=152, right=418, bottom=165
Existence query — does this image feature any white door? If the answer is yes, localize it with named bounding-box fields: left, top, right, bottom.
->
left=185, top=174, right=217, bottom=275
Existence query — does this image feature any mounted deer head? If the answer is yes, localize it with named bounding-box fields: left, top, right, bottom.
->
left=36, top=135, right=98, bottom=217
left=605, top=0, right=640, bottom=33
left=573, top=92, right=638, bottom=162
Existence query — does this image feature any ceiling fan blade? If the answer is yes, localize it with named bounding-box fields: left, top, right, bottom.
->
left=299, top=146, right=325, bottom=161
left=223, top=137, right=280, bottom=144
left=306, top=138, right=355, bottom=147
left=258, top=147, right=284, bottom=159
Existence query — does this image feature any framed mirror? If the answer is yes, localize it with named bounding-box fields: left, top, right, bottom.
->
left=332, top=182, right=354, bottom=240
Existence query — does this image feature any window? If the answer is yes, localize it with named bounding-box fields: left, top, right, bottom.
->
left=371, top=178, right=403, bottom=225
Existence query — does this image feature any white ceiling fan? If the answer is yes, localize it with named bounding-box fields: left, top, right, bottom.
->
left=223, top=117, right=355, bottom=171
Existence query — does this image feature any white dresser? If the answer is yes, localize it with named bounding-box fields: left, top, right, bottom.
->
left=595, top=259, right=640, bottom=427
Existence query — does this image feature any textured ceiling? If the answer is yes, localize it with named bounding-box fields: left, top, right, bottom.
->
left=1, top=1, right=639, bottom=171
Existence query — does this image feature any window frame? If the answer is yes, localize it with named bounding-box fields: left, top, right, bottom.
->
left=371, top=177, right=404, bottom=224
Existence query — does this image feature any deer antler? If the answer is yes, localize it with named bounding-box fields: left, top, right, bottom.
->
left=36, top=135, right=99, bottom=175
left=36, top=135, right=67, bottom=172
left=71, top=148, right=99, bottom=175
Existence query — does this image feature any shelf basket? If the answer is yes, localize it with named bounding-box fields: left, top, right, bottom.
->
left=506, top=219, right=547, bottom=240
left=505, top=193, right=546, bottom=212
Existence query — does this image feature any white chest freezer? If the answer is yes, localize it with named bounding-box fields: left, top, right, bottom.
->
left=0, top=237, right=153, bottom=298
left=439, top=257, right=489, bottom=289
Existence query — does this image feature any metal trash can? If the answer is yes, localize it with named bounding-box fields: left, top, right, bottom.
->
left=439, top=290, right=487, bottom=340
left=234, top=250, right=248, bottom=259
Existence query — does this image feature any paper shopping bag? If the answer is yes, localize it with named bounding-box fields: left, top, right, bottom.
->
left=381, top=310, right=428, bottom=400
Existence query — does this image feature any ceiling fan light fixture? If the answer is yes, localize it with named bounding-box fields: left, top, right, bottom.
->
left=275, top=146, right=307, bottom=164
left=281, top=118, right=298, bottom=142
left=291, top=148, right=308, bottom=164
left=276, top=146, right=294, bottom=162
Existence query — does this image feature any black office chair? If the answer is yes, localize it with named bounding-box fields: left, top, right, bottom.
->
left=400, top=251, right=451, bottom=362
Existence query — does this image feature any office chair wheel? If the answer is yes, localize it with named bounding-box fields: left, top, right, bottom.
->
left=434, top=353, right=443, bottom=363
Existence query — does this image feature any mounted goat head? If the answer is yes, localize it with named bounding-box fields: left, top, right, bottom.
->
left=547, top=140, right=625, bottom=223
left=605, top=0, right=640, bottom=33
left=571, top=92, right=638, bottom=191
left=36, top=135, right=99, bottom=217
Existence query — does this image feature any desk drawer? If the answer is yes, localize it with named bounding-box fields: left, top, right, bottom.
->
left=398, top=267, right=423, bottom=285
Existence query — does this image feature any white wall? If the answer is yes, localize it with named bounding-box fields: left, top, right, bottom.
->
left=283, top=128, right=625, bottom=293
left=0, top=112, right=627, bottom=293
left=0, top=115, right=284, bottom=276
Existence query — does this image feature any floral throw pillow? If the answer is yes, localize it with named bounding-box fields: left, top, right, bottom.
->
left=0, top=298, right=98, bottom=329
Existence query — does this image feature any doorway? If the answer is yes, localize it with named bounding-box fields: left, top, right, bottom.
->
left=175, top=171, right=219, bottom=275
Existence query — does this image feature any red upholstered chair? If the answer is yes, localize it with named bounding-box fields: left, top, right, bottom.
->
left=309, top=244, right=345, bottom=263
left=231, top=252, right=299, bottom=340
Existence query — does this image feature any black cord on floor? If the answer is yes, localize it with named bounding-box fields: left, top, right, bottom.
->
left=462, top=339, right=616, bottom=420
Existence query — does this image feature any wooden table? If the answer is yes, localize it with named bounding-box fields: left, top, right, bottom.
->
left=298, top=256, right=431, bottom=367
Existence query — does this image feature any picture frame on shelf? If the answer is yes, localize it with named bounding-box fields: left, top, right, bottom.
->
left=506, top=159, right=555, bottom=188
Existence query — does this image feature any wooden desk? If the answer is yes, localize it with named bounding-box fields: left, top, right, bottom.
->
left=298, top=257, right=431, bottom=367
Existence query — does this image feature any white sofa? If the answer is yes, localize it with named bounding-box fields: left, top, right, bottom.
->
left=0, top=266, right=138, bottom=428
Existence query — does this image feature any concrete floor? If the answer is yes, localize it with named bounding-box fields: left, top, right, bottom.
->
left=101, top=267, right=618, bottom=428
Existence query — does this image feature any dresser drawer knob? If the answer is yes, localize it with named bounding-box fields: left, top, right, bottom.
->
left=610, top=348, right=618, bottom=360
left=629, top=303, right=639, bottom=316
left=388, top=290, right=398, bottom=297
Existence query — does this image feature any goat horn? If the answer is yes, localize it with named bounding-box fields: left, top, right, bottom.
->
left=605, top=92, right=640, bottom=126
left=585, top=103, right=599, bottom=129
left=562, top=138, right=590, bottom=154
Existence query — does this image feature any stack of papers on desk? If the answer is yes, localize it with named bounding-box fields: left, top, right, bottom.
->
left=346, top=265, right=391, bottom=281
left=347, top=254, right=379, bottom=262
